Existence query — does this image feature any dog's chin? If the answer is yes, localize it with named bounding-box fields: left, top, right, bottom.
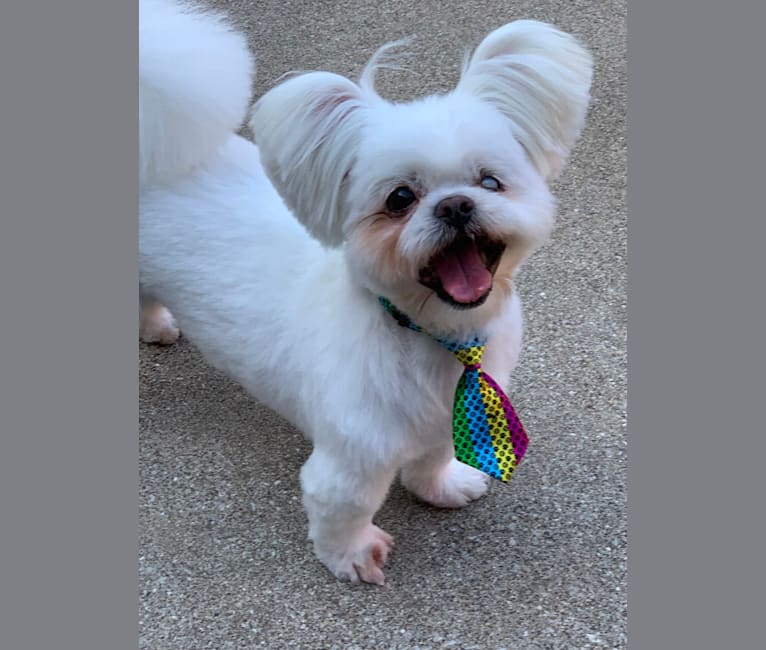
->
left=418, top=232, right=506, bottom=310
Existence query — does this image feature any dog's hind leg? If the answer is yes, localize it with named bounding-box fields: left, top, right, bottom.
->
left=139, top=296, right=180, bottom=345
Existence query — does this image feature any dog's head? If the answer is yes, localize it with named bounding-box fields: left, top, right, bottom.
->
left=251, top=21, right=592, bottom=332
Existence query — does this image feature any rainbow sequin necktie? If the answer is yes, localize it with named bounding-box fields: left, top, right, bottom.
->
left=379, top=297, right=529, bottom=483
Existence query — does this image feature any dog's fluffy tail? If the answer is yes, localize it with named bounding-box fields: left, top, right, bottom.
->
left=139, top=0, right=254, bottom=186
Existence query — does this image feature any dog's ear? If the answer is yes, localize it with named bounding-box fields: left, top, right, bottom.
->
left=457, top=20, right=593, bottom=181
left=250, top=72, right=366, bottom=247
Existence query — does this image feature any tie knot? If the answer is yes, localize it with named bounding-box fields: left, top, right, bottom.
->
left=449, top=342, right=485, bottom=369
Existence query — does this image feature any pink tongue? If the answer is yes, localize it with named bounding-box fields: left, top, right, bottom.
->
left=432, top=239, right=492, bottom=304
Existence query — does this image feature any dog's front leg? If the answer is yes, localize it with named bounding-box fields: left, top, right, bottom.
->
left=300, top=445, right=397, bottom=585
left=400, top=441, right=490, bottom=508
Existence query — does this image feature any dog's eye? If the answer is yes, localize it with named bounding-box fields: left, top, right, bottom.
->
left=480, top=175, right=502, bottom=191
left=386, top=186, right=417, bottom=214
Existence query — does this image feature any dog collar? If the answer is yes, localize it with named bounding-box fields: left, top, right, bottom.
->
left=378, top=297, right=528, bottom=482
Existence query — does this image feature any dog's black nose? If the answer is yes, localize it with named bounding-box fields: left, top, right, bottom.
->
left=434, top=195, right=475, bottom=229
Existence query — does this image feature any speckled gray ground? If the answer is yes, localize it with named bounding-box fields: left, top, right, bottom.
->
left=139, top=0, right=626, bottom=648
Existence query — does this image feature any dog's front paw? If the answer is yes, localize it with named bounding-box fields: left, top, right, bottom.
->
left=315, top=524, right=394, bottom=586
left=404, top=457, right=490, bottom=509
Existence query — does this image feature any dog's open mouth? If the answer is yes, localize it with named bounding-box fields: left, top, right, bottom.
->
left=418, top=233, right=506, bottom=309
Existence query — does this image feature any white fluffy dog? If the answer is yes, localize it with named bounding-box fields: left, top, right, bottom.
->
left=139, top=0, right=592, bottom=584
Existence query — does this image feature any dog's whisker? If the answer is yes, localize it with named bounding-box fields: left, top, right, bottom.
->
left=416, top=290, right=434, bottom=315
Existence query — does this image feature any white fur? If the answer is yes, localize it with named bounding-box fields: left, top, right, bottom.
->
left=139, top=0, right=254, bottom=186
left=457, top=20, right=594, bottom=180
left=138, top=0, right=253, bottom=343
left=140, top=1, right=592, bottom=584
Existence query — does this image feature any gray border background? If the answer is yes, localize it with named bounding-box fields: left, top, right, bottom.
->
left=628, top=1, right=766, bottom=648
left=1, top=1, right=765, bottom=650
left=0, top=1, right=138, bottom=649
